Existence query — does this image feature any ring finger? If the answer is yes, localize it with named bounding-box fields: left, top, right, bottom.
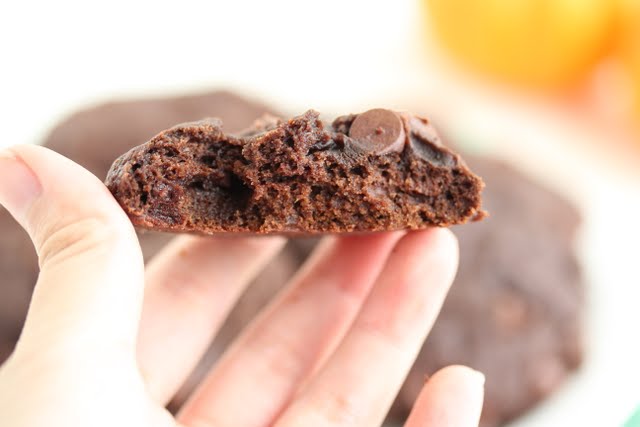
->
left=275, top=229, right=459, bottom=427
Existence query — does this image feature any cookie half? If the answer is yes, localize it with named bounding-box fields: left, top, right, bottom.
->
left=106, top=109, right=485, bottom=234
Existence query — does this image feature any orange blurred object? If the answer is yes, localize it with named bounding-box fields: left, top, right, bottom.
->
left=424, top=0, right=616, bottom=88
left=616, top=0, right=640, bottom=122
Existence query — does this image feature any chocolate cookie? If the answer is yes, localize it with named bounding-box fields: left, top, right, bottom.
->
left=106, top=109, right=485, bottom=234
left=0, top=90, right=278, bottom=365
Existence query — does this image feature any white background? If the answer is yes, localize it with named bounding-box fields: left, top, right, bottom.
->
left=1, top=1, right=639, bottom=426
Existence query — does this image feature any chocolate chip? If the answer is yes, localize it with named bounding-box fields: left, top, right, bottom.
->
left=348, top=109, right=406, bottom=154
left=407, top=116, right=456, bottom=167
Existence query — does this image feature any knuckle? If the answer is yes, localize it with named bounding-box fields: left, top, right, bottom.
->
left=303, top=389, right=363, bottom=426
left=256, top=329, right=307, bottom=381
left=356, top=316, right=408, bottom=356
left=36, top=216, right=127, bottom=268
left=158, top=264, right=215, bottom=309
left=356, top=281, right=423, bottom=353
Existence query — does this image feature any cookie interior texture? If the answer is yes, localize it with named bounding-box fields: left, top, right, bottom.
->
left=106, top=109, right=485, bottom=234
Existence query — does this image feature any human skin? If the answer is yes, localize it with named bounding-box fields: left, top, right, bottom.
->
left=0, top=145, right=484, bottom=427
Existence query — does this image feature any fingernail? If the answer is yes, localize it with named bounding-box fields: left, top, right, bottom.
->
left=0, top=149, right=42, bottom=222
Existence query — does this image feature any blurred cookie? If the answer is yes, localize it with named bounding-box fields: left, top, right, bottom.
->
left=393, top=156, right=584, bottom=427
left=0, top=213, right=38, bottom=345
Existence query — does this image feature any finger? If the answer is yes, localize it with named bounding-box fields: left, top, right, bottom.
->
left=275, top=229, right=459, bottom=427
left=178, top=232, right=404, bottom=427
left=404, top=365, right=484, bottom=427
left=0, top=145, right=143, bottom=359
left=138, top=234, right=285, bottom=404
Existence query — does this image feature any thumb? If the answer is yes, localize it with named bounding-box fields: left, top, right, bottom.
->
left=0, top=145, right=144, bottom=360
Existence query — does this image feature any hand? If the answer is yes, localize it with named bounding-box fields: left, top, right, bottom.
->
left=0, top=145, right=484, bottom=427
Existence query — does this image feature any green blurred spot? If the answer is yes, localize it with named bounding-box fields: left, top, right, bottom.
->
left=445, top=116, right=497, bottom=156
left=625, top=405, right=640, bottom=427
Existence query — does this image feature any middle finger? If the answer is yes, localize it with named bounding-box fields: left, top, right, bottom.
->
left=178, top=232, right=403, bottom=427
left=137, top=234, right=286, bottom=404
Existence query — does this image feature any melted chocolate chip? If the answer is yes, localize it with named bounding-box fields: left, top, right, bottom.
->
left=406, top=116, right=456, bottom=167
left=348, top=109, right=406, bottom=154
